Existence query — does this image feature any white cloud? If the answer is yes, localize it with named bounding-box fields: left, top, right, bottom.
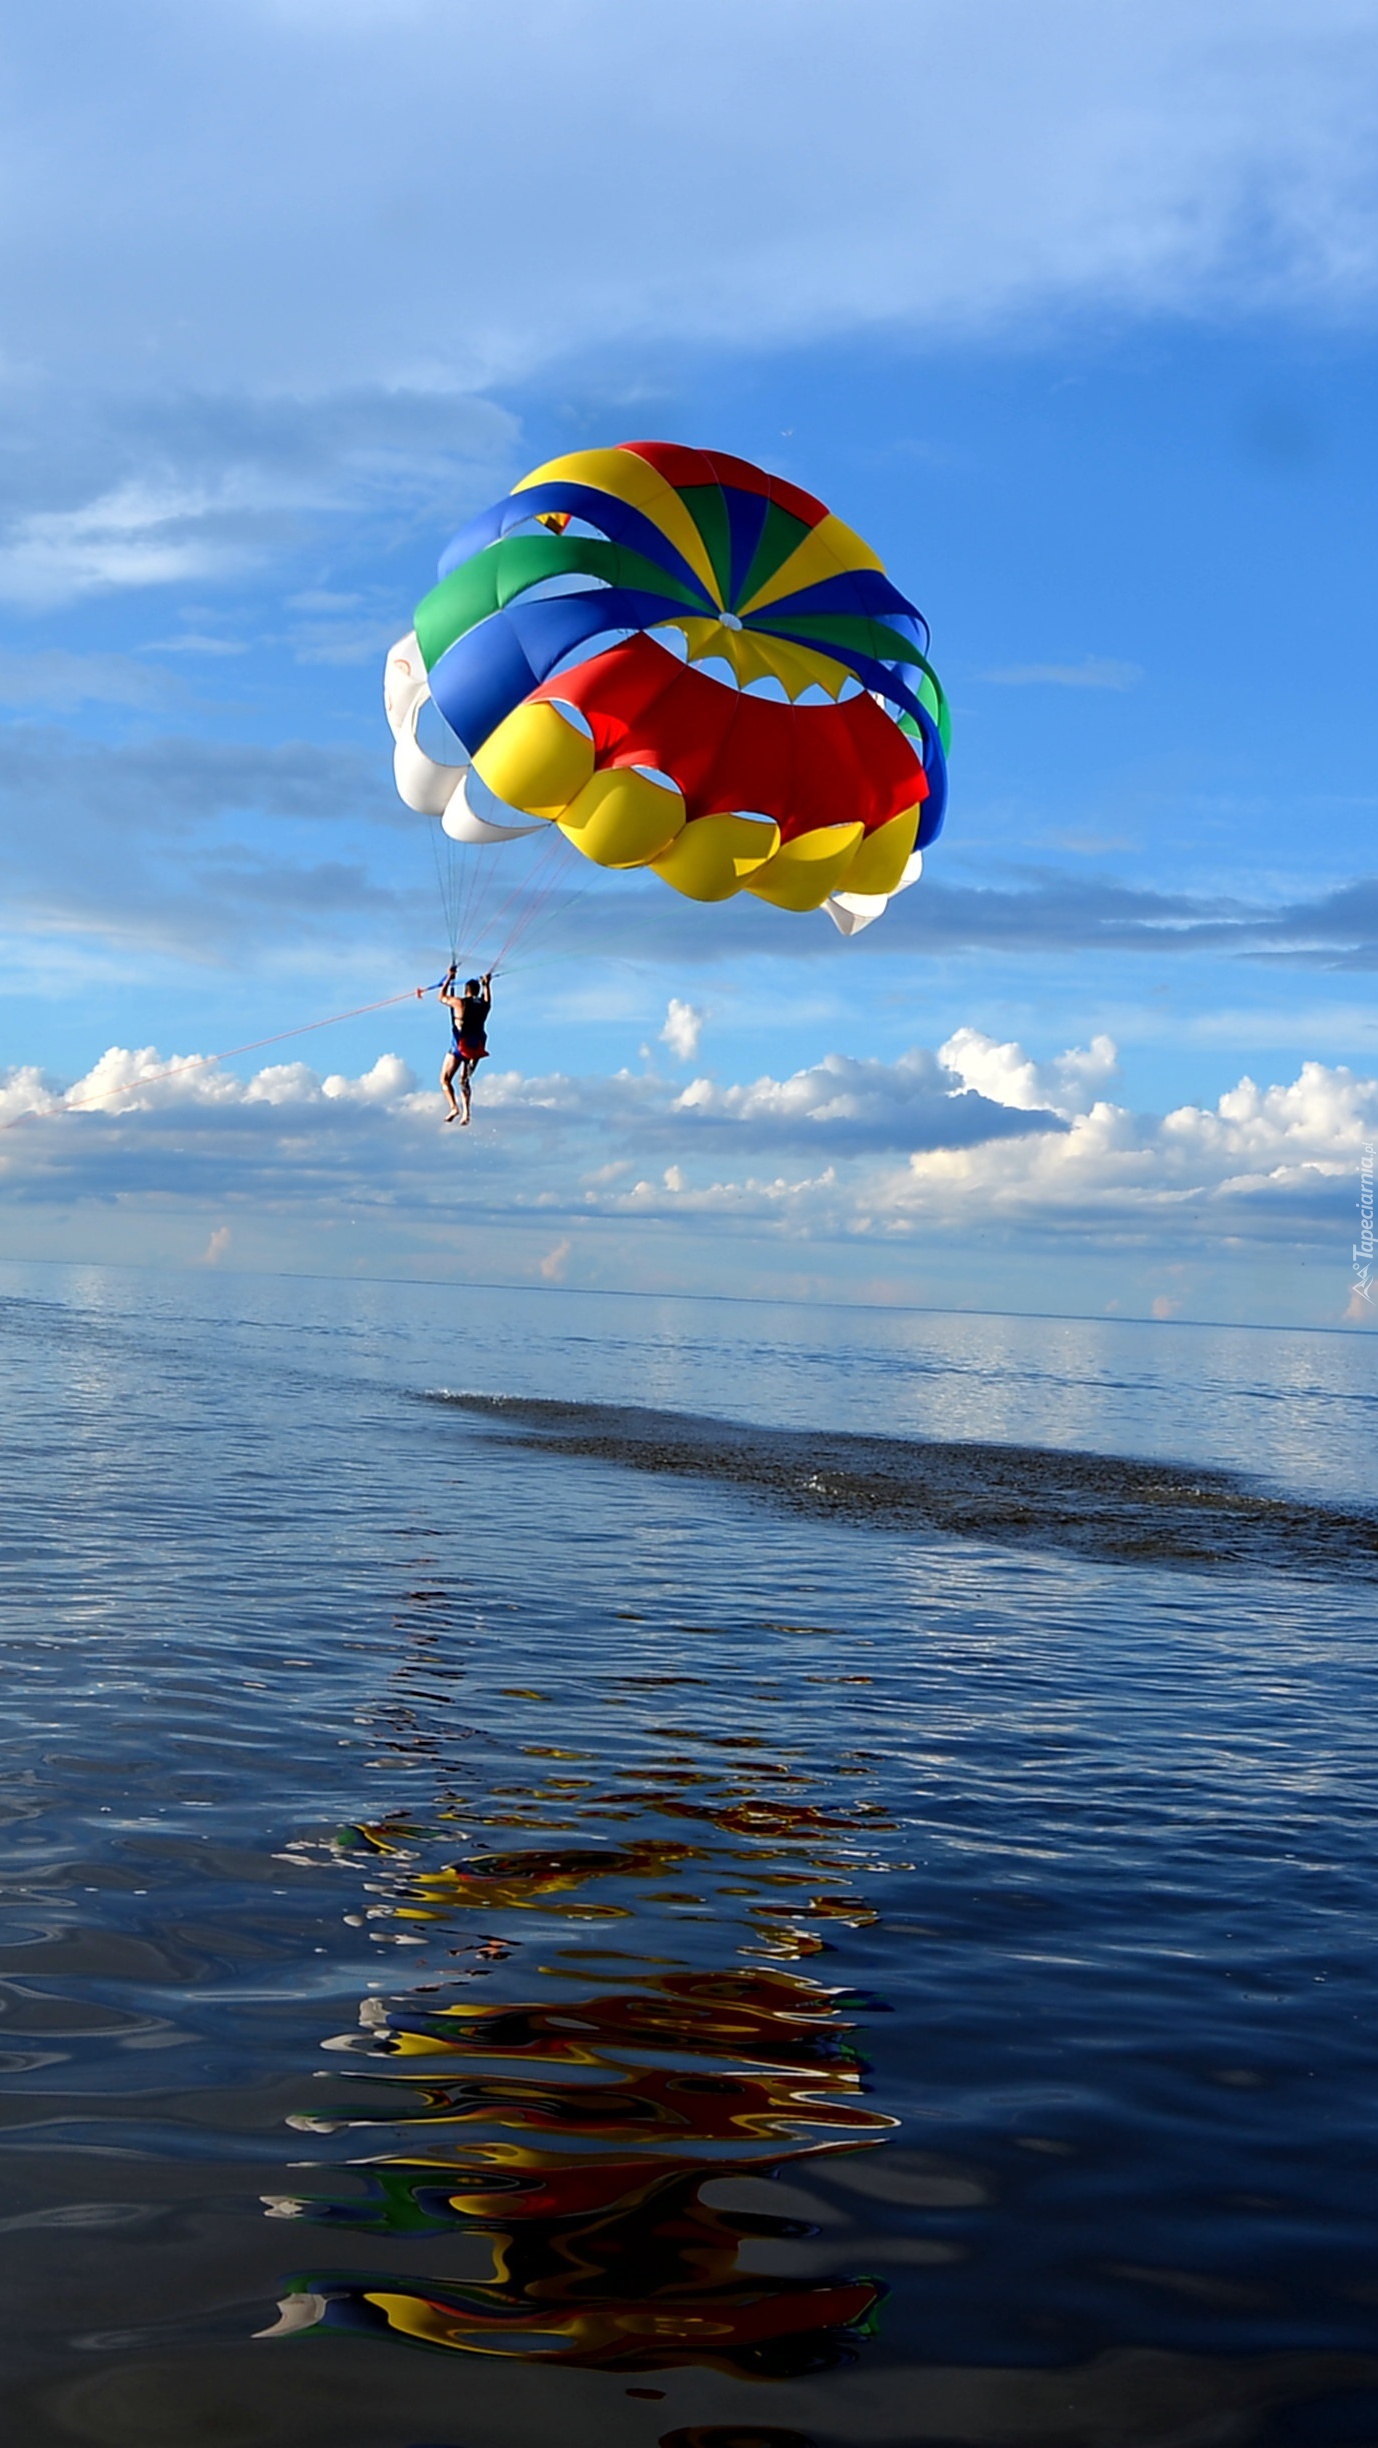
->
left=2, top=1034, right=1371, bottom=1285
left=320, top=1053, right=417, bottom=1106
left=889, top=1054, right=1377, bottom=1237
left=660, top=999, right=705, bottom=1063
left=940, top=1027, right=1120, bottom=1118
left=0, top=1065, right=55, bottom=1129
left=0, top=483, right=247, bottom=607
left=0, top=1044, right=420, bottom=1128
left=675, top=1047, right=962, bottom=1131
left=499, top=1046, right=1060, bottom=1169
left=611, top=1163, right=841, bottom=1221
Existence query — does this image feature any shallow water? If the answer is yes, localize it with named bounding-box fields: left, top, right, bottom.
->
left=441, top=1391, right=1378, bottom=1578
left=2, top=1263, right=1377, bottom=2448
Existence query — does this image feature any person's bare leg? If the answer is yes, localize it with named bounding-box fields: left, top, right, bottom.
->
left=440, top=1050, right=461, bottom=1121
left=460, top=1060, right=474, bottom=1126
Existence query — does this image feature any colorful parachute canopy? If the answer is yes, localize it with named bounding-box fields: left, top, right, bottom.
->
left=384, top=442, right=949, bottom=934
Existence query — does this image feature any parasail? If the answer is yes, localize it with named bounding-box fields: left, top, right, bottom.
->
left=384, top=442, right=948, bottom=937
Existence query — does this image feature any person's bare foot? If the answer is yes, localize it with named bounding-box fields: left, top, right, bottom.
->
left=444, top=1109, right=458, bottom=1123
left=460, top=1112, right=471, bottom=1126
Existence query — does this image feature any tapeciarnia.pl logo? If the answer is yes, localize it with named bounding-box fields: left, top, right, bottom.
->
left=1353, top=1140, right=1375, bottom=1307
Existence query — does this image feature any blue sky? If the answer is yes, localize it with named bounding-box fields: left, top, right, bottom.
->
left=1, top=0, right=1375, bottom=1324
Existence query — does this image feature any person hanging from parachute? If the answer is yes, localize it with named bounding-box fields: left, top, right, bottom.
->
left=438, top=965, right=493, bottom=1125
left=385, top=441, right=951, bottom=1125
left=9, top=453, right=948, bottom=1154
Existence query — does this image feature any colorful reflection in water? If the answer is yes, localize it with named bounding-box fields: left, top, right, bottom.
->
left=264, top=1961, right=891, bottom=2372
left=264, top=1673, right=900, bottom=2378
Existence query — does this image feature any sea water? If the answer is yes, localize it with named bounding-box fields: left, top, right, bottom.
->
left=1, top=1261, right=1376, bottom=2448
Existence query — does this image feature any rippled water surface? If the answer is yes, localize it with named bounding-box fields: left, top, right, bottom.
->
left=2, top=1262, right=1377, bottom=2448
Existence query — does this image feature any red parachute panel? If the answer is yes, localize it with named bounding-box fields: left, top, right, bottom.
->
left=536, top=635, right=926, bottom=842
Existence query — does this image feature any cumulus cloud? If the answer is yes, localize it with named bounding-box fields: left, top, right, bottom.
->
left=660, top=999, right=705, bottom=1063
left=671, top=1046, right=1062, bottom=1153
left=608, top=1162, right=843, bottom=1224
left=0, top=1047, right=421, bottom=1136
left=886, top=1054, right=1378, bottom=1245
left=3, top=1032, right=1371, bottom=1282
left=940, top=1026, right=1119, bottom=1118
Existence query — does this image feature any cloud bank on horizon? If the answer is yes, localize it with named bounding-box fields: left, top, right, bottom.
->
left=2, top=1020, right=1371, bottom=1326
left=0, top=0, right=1374, bottom=1321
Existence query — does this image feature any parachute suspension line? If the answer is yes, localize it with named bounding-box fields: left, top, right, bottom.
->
left=493, top=843, right=593, bottom=970
left=446, top=846, right=508, bottom=978
left=427, top=817, right=463, bottom=962
left=0, top=980, right=448, bottom=1136
left=449, top=823, right=498, bottom=970
left=423, top=803, right=602, bottom=988
left=484, top=835, right=600, bottom=978
left=434, top=820, right=588, bottom=983
left=478, top=825, right=580, bottom=965
left=431, top=815, right=507, bottom=974
left=430, top=812, right=546, bottom=981
left=423, top=792, right=532, bottom=975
